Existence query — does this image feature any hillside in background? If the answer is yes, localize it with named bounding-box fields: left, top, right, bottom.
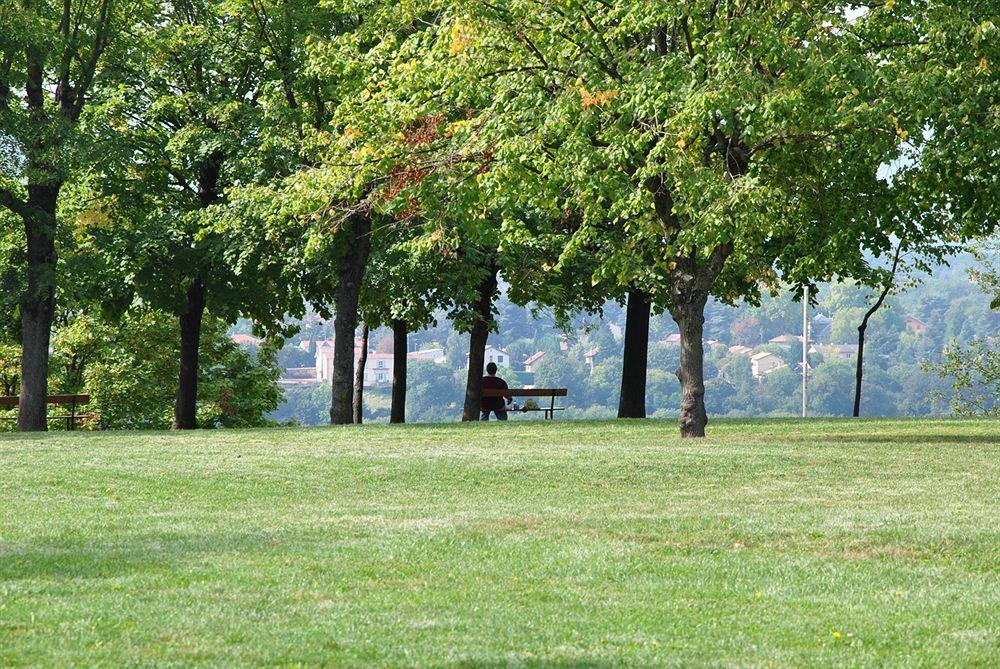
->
left=250, top=252, right=998, bottom=425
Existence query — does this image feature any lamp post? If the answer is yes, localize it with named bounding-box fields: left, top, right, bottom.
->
left=802, top=285, right=809, bottom=418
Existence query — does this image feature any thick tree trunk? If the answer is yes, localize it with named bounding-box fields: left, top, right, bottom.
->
left=672, top=298, right=709, bottom=438
left=17, top=184, right=60, bottom=432
left=462, top=267, right=499, bottom=421
left=618, top=288, right=651, bottom=418
left=173, top=278, right=206, bottom=430
left=329, top=213, right=372, bottom=425
left=353, top=322, right=369, bottom=424
left=390, top=319, right=407, bottom=424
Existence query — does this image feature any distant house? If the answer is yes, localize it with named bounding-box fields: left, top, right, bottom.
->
left=278, top=367, right=321, bottom=386
left=367, top=353, right=394, bottom=386
left=407, top=347, right=446, bottom=364
left=905, top=316, right=927, bottom=335
left=812, top=313, right=834, bottom=341
left=583, top=347, right=600, bottom=374
left=818, top=344, right=859, bottom=360
left=315, top=338, right=366, bottom=382
left=468, top=345, right=511, bottom=369
left=751, top=351, right=786, bottom=379
left=231, top=333, right=262, bottom=347
left=523, top=351, right=546, bottom=373
left=662, top=333, right=682, bottom=345
left=729, top=345, right=753, bottom=356
left=768, top=334, right=803, bottom=349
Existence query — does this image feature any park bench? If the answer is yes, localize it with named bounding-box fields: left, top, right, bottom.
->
left=482, top=387, right=568, bottom=420
left=0, top=394, right=94, bottom=430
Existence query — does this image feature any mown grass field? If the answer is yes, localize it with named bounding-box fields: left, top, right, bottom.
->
left=1, top=418, right=998, bottom=667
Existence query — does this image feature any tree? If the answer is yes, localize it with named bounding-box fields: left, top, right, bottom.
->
left=83, top=0, right=319, bottom=428
left=0, top=0, right=139, bottom=430
left=811, top=360, right=856, bottom=417
left=927, top=240, right=1000, bottom=417
left=416, top=1, right=930, bottom=436
left=52, top=310, right=281, bottom=429
left=853, top=238, right=904, bottom=416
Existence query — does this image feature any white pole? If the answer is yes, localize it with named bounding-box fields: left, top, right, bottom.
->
left=802, top=285, right=809, bottom=418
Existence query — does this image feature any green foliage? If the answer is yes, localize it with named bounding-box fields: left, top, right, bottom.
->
left=810, top=359, right=856, bottom=417
left=406, top=360, right=463, bottom=423
left=53, top=311, right=281, bottom=429
left=930, top=339, right=1000, bottom=418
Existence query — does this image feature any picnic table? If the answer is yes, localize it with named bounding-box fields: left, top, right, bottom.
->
left=0, top=394, right=94, bottom=430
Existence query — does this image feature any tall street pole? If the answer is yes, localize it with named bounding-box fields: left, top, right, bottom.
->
left=802, top=285, right=809, bottom=418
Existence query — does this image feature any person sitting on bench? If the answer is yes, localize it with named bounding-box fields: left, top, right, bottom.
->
left=480, top=362, right=512, bottom=421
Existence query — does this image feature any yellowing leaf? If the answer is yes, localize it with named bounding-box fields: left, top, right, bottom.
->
left=450, top=22, right=476, bottom=56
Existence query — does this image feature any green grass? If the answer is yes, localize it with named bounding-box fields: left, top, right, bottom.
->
left=1, top=418, right=998, bottom=668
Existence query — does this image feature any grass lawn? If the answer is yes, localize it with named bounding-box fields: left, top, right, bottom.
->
left=1, top=418, right=998, bottom=667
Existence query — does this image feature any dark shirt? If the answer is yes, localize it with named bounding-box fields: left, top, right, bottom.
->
left=481, top=375, right=510, bottom=411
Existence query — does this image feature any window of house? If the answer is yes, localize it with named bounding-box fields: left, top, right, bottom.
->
left=498, top=355, right=504, bottom=364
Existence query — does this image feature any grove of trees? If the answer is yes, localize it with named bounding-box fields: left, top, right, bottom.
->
left=1, top=0, right=997, bottom=436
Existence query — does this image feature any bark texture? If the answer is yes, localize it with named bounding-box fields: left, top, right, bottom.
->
left=353, top=322, right=369, bottom=424
left=462, top=267, right=499, bottom=421
left=618, top=288, right=651, bottom=418
left=390, top=319, right=407, bottom=424
left=672, top=298, right=709, bottom=438
left=329, top=212, right=372, bottom=424
left=17, top=185, right=60, bottom=431
left=647, top=122, right=746, bottom=437
left=173, top=278, right=206, bottom=429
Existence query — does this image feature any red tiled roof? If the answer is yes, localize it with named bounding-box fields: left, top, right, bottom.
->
left=524, top=351, right=545, bottom=365
left=231, top=333, right=262, bottom=346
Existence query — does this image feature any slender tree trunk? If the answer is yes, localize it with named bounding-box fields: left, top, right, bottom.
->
left=672, top=297, right=709, bottom=438
left=173, top=278, right=206, bottom=430
left=329, top=212, right=372, bottom=425
left=853, top=239, right=904, bottom=417
left=390, top=319, right=407, bottom=423
left=618, top=288, right=651, bottom=418
left=353, top=322, right=369, bottom=424
left=462, top=266, right=499, bottom=421
left=17, top=184, right=60, bottom=432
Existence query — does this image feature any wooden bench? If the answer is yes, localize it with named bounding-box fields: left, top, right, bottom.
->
left=482, top=388, right=568, bottom=420
left=0, top=394, right=94, bottom=430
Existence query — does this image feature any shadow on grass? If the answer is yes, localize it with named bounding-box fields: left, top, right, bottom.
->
left=799, top=433, right=999, bottom=446
left=0, top=530, right=293, bottom=581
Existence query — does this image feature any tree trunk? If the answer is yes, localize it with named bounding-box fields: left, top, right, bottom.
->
left=329, top=212, right=372, bottom=425
left=462, top=267, right=499, bottom=421
left=353, top=322, right=369, bottom=424
left=17, top=184, right=60, bottom=432
left=618, top=288, right=651, bottom=418
left=853, top=238, right=904, bottom=417
left=672, top=298, right=709, bottom=438
left=173, top=278, right=206, bottom=430
left=390, top=319, right=407, bottom=424
left=853, top=322, right=869, bottom=417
